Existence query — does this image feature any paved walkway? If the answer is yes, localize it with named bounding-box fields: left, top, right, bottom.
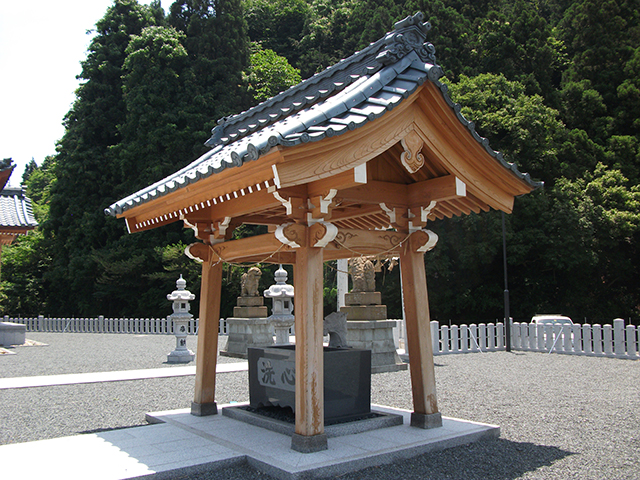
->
left=0, top=362, right=248, bottom=389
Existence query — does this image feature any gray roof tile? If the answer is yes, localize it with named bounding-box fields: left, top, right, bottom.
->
left=106, top=12, right=541, bottom=217
left=0, top=188, right=38, bottom=229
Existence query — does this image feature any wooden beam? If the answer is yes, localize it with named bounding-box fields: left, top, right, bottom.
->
left=226, top=252, right=297, bottom=265
left=399, top=244, right=442, bottom=429
left=291, top=233, right=327, bottom=452
left=335, top=175, right=466, bottom=210
left=307, top=166, right=367, bottom=198
left=337, top=180, right=407, bottom=206
left=330, top=228, right=407, bottom=256
left=191, top=249, right=223, bottom=416
left=407, top=175, right=466, bottom=206
left=330, top=204, right=385, bottom=223
left=210, top=229, right=301, bottom=264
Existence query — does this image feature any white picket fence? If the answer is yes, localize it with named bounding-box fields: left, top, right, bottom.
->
left=406, top=319, right=638, bottom=359
left=6, top=315, right=203, bottom=335
left=7, top=315, right=639, bottom=360
left=426, top=320, right=506, bottom=355
left=511, top=318, right=639, bottom=359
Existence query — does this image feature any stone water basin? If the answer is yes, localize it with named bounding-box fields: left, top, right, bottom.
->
left=247, top=345, right=371, bottom=423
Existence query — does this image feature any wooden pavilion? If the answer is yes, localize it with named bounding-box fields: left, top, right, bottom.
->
left=106, top=13, right=540, bottom=452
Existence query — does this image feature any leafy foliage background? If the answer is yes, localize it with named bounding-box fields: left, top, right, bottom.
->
left=4, top=0, right=640, bottom=325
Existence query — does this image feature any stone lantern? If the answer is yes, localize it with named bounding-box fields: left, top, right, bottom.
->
left=167, top=275, right=195, bottom=363
left=264, top=265, right=295, bottom=344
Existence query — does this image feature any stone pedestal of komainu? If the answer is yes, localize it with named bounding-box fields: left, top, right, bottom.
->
left=222, top=266, right=273, bottom=358
left=341, top=256, right=407, bottom=373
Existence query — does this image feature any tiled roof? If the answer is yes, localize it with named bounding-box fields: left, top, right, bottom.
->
left=106, top=12, right=541, bottom=217
left=0, top=188, right=38, bottom=229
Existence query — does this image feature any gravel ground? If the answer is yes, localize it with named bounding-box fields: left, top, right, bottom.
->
left=1, top=333, right=639, bottom=479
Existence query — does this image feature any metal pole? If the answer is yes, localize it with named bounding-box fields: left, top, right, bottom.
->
left=502, top=212, right=511, bottom=352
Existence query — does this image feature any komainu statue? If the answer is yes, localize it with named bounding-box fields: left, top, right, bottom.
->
left=241, top=267, right=262, bottom=297
left=349, top=257, right=376, bottom=292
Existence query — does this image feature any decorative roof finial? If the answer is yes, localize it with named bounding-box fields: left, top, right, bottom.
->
left=376, top=12, right=437, bottom=67
left=205, top=116, right=228, bottom=148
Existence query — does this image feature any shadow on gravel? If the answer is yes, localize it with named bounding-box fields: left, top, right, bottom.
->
left=332, top=438, right=574, bottom=480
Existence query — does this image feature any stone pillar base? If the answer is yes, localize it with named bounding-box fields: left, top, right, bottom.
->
left=221, top=317, right=274, bottom=358
left=0, top=322, right=26, bottom=347
left=411, top=412, right=443, bottom=429
left=346, top=320, right=407, bottom=373
left=291, top=433, right=328, bottom=453
left=191, top=401, right=218, bottom=416
left=167, top=349, right=195, bottom=363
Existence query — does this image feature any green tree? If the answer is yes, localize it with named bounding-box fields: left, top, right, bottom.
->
left=559, top=0, right=640, bottom=140
left=116, top=25, right=201, bottom=195
left=169, top=0, right=251, bottom=124
left=43, top=0, right=163, bottom=315
left=21, top=158, right=38, bottom=185
left=243, top=0, right=311, bottom=66
left=244, top=45, right=301, bottom=103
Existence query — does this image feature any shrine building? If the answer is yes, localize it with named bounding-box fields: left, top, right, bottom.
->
left=0, top=159, right=38, bottom=270
left=106, top=12, right=540, bottom=452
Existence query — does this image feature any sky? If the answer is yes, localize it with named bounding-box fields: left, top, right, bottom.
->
left=0, top=0, right=171, bottom=187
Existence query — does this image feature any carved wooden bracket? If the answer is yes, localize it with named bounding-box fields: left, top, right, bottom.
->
left=185, top=243, right=210, bottom=263
left=207, top=216, right=232, bottom=241
left=310, top=221, right=338, bottom=248
left=400, top=130, right=425, bottom=174
left=309, top=188, right=337, bottom=220
left=410, top=229, right=439, bottom=252
left=380, top=203, right=409, bottom=229
left=380, top=203, right=396, bottom=224
left=182, top=216, right=200, bottom=238
left=275, top=223, right=307, bottom=248
left=408, top=201, right=437, bottom=232
left=272, top=191, right=306, bottom=220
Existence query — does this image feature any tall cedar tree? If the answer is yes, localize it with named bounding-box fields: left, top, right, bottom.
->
left=44, top=0, right=163, bottom=315
left=169, top=0, right=251, bottom=127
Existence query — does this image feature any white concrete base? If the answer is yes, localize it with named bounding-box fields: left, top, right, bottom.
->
left=0, top=321, right=26, bottom=346
left=0, top=404, right=498, bottom=480
left=146, top=404, right=499, bottom=479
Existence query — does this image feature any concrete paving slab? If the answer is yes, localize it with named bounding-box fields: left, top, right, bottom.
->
left=147, top=403, right=500, bottom=479
left=0, top=362, right=248, bottom=389
left=0, top=403, right=498, bottom=480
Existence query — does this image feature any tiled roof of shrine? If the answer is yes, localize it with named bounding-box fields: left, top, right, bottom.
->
left=0, top=187, right=38, bottom=230
left=106, top=12, right=541, bottom=217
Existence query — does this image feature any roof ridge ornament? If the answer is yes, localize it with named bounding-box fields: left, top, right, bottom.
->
left=205, top=116, right=229, bottom=148
left=376, top=12, right=437, bottom=66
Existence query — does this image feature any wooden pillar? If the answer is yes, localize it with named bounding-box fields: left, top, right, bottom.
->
left=291, top=235, right=328, bottom=452
left=399, top=244, right=442, bottom=428
left=191, top=255, right=223, bottom=416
